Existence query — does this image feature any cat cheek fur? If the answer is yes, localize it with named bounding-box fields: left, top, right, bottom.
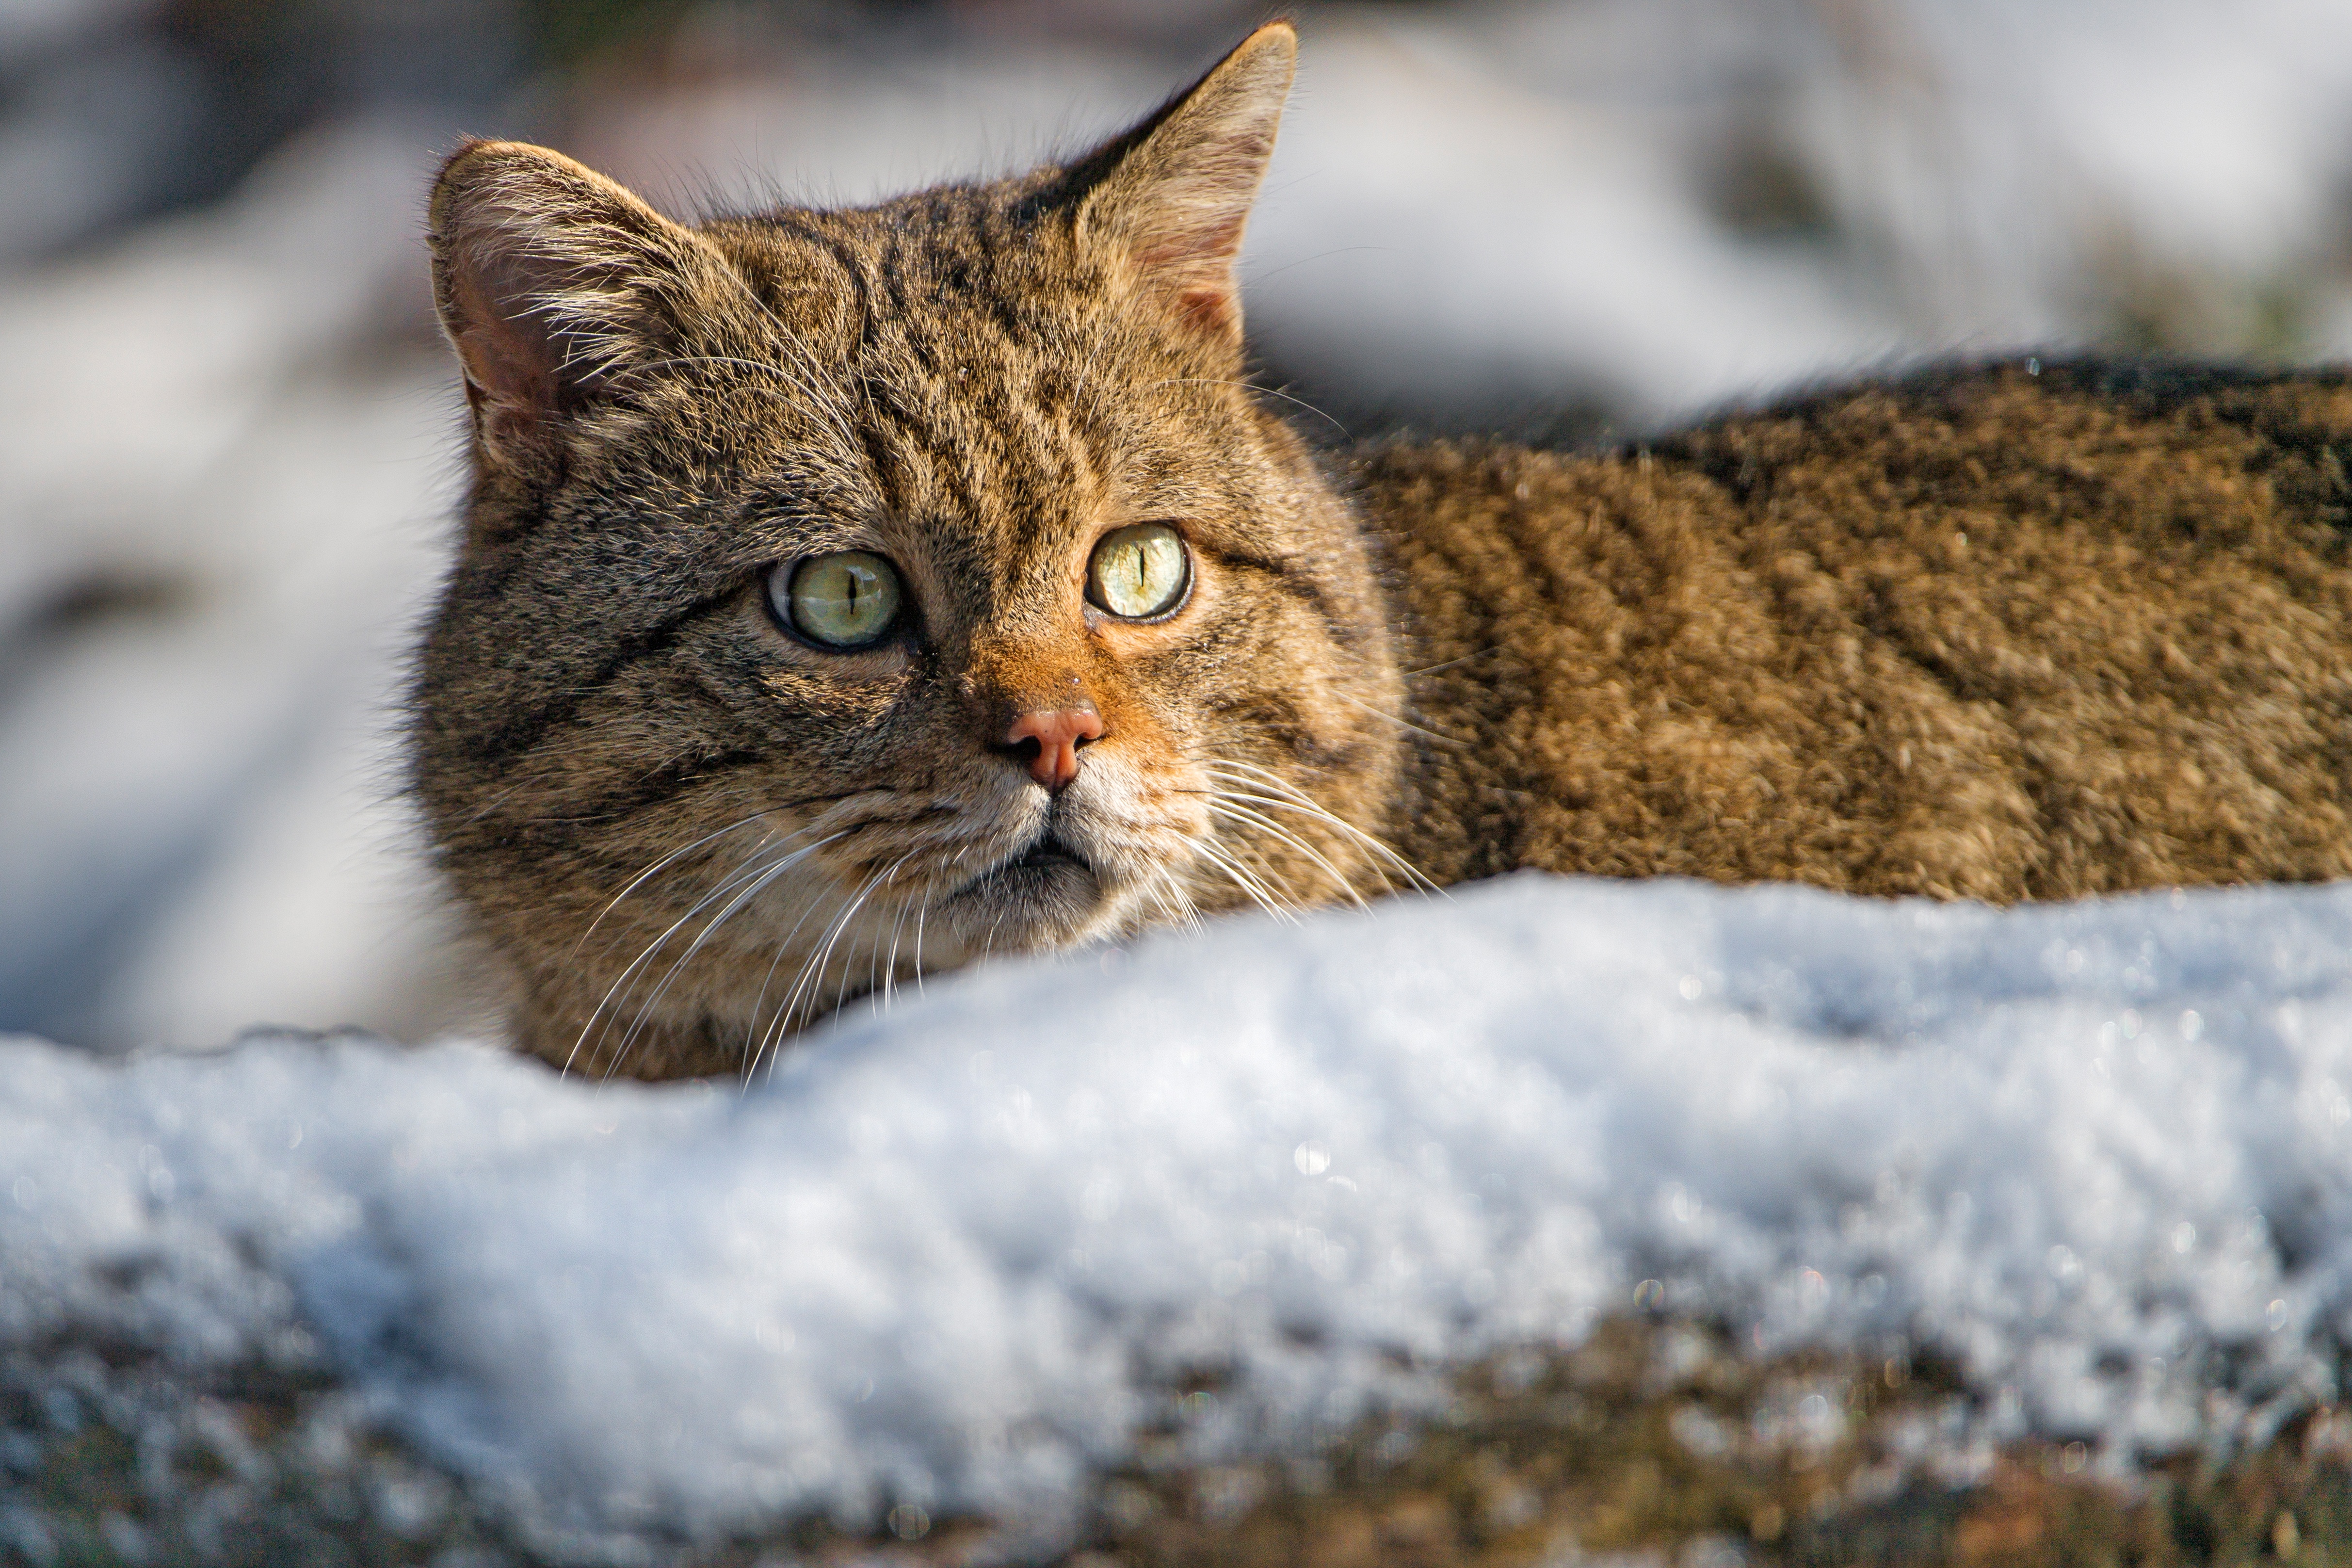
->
left=412, top=24, right=1413, bottom=1078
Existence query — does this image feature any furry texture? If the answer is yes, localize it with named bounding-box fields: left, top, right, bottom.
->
left=1368, top=360, right=2352, bottom=900
left=413, top=28, right=2352, bottom=1081
left=416, top=26, right=1405, bottom=1080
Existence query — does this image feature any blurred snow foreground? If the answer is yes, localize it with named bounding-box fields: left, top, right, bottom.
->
left=5, top=876, right=2352, bottom=1547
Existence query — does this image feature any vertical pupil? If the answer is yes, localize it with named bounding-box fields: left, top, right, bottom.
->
left=1088, top=529, right=1182, bottom=615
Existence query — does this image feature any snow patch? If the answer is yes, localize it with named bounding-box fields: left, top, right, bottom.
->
left=5, top=874, right=2349, bottom=1542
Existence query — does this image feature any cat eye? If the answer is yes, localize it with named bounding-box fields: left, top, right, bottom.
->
left=773, top=551, right=903, bottom=649
left=1086, top=523, right=1190, bottom=620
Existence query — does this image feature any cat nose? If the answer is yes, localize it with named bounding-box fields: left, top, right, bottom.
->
left=997, top=706, right=1104, bottom=791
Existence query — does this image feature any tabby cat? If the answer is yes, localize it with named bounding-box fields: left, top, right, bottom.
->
left=414, top=22, right=2352, bottom=1080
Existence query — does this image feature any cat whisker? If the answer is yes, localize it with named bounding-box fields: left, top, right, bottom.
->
left=1201, top=796, right=1375, bottom=909
left=754, top=869, right=880, bottom=1077
left=1062, top=307, right=1134, bottom=444
left=769, top=906, right=850, bottom=1059
left=568, top=830, right=784, bottom=1074
left=566, top=809, right=786, bottom=970
left=878, top=874, right=914, bottom=1012
left=1221, top=841, right=1305, bottom=921
left=456, top=776, right=537, bottom=829
left=980, top=881, right=1014, bottom=956
left=776, top=857, right=899, bottom=1045
left=569, top=792, right=894, bottom=973
left=815, top=859, right=903, bottom=1021
left=739, top=880, right=843, bottom=1082
left=1141, top=864, right=1185, bottom=933
left=747, top=878, right=858, bottom=1081
left=729, top=841, right=935, bottom=1056
left=1242, top=244, right=1394, bottom=287
left=1139, top=861, right=1204, bottom=937
left=1201, top=772, right=1422, bottom=887
left=1152, top=376, right=1349, bottom=439
left=1198, top=783, right=1427, bottom=896
left=1188, top=835, right=1301, bottom=925
left=568, top=829, right=806, bottom=1077
left=578, top=829, right=856, bottom=1077
left=1401, top=646, right=1500, bottom=680
left=1331, top=691, right=1466, bottom=750
left=707, top=265, right=868, bottom=455
left=1206, top=762, right=1443, bottom=895
left=603, top=832, right=845, bottom=1080
left=864, top=853, right=927, bottom=1016
left=880, top=886, right=915, bottom=1012
left=909, top=871, right=935, bottom=999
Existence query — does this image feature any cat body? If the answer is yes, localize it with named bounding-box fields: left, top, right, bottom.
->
left=1369, top=361, right=2352, bottom=902
left=412, top=25, right=2352, bottom=1079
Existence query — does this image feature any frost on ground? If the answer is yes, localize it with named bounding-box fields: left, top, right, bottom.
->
left=3, top=874, right=2349, bottom=1555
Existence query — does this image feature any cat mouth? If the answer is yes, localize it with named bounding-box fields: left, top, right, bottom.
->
left=944, top=828, right=1105, bottom=943
left=971, top=830, right=1093, bottom=887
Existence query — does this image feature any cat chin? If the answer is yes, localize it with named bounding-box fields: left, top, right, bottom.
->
left=933, top=836, right=1123, bottom=954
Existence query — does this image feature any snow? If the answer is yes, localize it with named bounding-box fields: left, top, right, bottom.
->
left=11, top=6, right=2352, bottom=1543
left=577, top=0, right=2352, bottom=430
left=6, top=874, right=2349, bottom=1546
left=0, top=120, right=475, bottom=1050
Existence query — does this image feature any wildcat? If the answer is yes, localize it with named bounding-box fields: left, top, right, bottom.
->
left=414, top=22, right=2352, bottom=1080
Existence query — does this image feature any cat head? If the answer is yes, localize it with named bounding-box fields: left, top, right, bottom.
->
left=412, top=22, right=1408, bottom=1079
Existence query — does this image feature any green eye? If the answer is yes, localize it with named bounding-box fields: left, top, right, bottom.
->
left=776, top=551, right=903, bottom=648
left=1086, top=523, right=1190, bottom=619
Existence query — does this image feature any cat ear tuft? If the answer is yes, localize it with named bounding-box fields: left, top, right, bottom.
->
left=428, top=140, right=716, bottom=471
left=1078, top=21, right=1296, bottom=346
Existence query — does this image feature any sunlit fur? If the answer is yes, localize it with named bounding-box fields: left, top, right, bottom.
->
left=1365, top=363, right=2352, bottom=901
left=414, top=26, right=1406, bottom=1079
left=416, top=28, right=2352, bottom=1083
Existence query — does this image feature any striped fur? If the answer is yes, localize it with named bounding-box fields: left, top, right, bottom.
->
left=416, top=26, right=1404, bottom=1079
left=414, top=26, right=2352, bottom=1080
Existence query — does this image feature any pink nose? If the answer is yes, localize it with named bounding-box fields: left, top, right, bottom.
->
left=1002, top=707, right=1104, bottom=790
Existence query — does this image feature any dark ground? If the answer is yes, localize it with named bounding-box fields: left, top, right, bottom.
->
left=9, top=1317, right=2344, bottom=1568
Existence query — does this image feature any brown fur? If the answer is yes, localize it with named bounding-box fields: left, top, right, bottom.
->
left=415, top=26, right=1402, bottom=1079
left=1365, top=361, right=2352, bottom=900
left=412, top=26, right=2352, bottom=1081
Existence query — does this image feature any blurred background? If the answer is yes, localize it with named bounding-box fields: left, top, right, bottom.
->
left=9, top=0, right=2352, bottom=1052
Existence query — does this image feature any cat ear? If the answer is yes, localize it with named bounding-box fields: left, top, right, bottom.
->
left=1075, top=21, right=1295, bottom=346
left=428, top=140, right=727, bottom=471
